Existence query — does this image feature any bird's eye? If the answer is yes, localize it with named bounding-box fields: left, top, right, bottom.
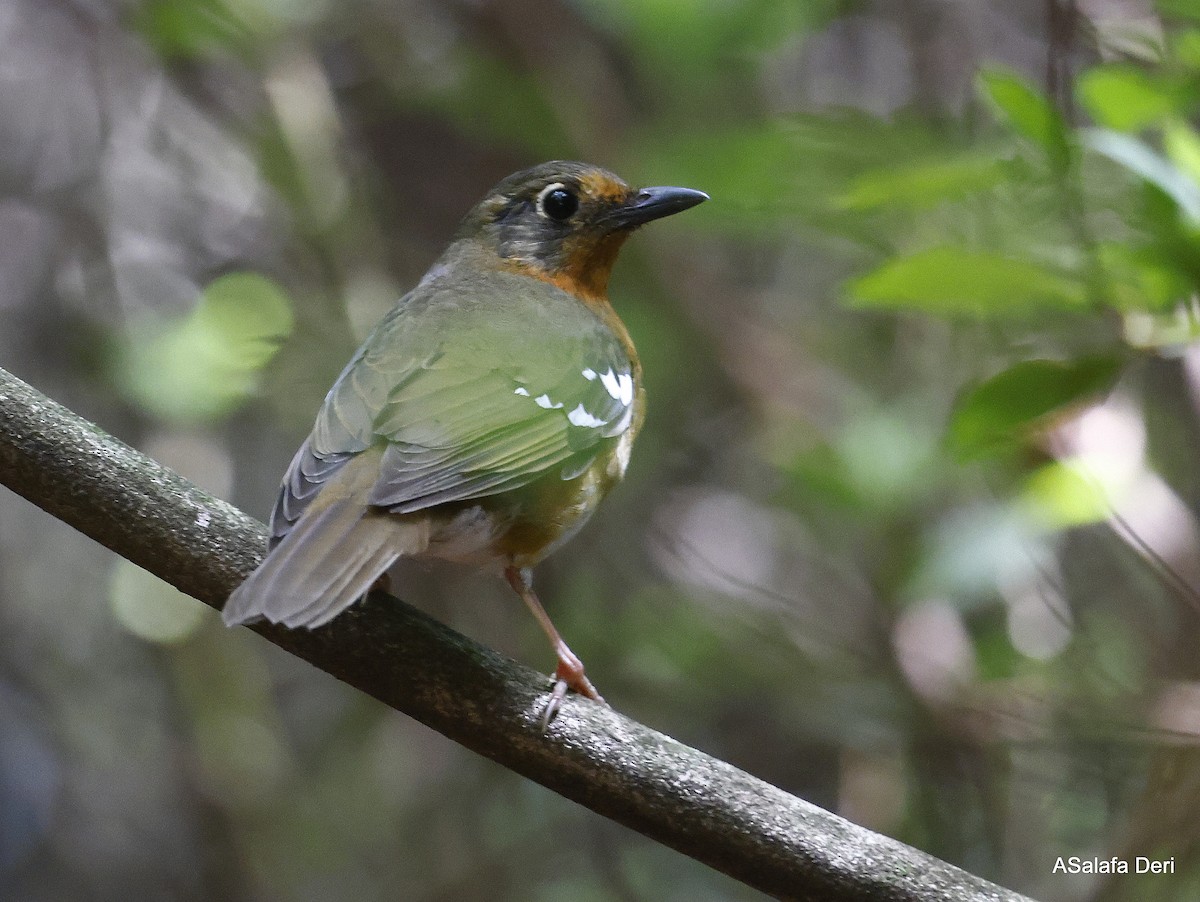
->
left=537, top=183, right=579, bottom=221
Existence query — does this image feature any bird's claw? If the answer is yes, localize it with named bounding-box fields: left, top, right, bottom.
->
left=539, top=677, right=570, bottom=730
left=539, top=668, right=608, bottom=731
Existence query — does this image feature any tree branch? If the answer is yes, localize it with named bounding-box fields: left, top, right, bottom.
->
left=0, top=365, right=1030, bottom=902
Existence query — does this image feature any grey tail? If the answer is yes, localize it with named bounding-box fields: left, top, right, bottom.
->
left=222, top=495, right=429, bottom=630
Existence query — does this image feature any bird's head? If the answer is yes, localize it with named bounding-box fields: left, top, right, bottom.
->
left=454, top=161, right=707, bottom=301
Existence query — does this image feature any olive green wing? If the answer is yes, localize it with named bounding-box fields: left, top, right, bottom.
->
left=228, top=276, right=637, bottom=630
left=269, top=277, right=636, bottom=539
left=364, top=308, right=635, bottom=513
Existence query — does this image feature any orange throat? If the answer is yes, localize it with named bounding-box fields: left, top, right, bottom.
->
left=547, top=230, right=629, bottom=304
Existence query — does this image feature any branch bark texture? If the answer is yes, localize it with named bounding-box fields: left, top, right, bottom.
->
left=0, top=365, right=1032, bottom=902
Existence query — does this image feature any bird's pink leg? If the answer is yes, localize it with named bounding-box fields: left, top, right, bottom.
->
left=505, top=566, right=606, bottom=725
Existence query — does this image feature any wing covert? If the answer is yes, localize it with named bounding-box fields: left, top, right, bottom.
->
left=274, top=271, right=640, bottom=535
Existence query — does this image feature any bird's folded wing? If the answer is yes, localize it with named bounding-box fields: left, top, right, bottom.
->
left=268, top=283, right=637, bottom=538
left=366, top=326, right=634, bottom=511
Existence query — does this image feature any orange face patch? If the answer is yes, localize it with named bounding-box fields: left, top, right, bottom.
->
left=578, top=170, right=632, bottom=206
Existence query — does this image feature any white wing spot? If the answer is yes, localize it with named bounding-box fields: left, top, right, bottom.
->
left=598, top=368, right=634, bottom=406
left=582, top=367, right=597, bottom=381
left=568, top=404, right=606, bottom=428
left=535, top=393, right=564, bottom=410
left=599, top=368, right=620, bottom=400
left=617, top=372, right=634, bottom=406
left=514, top=387, right=530, bottom=396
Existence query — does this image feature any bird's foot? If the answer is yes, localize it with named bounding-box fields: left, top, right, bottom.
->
left=540, top=654, right=607, bottom=730
left=503, top=565, right=608, bottom=728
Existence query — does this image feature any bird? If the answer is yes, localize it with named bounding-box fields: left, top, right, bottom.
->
left=222, top=160, right=707, bottom=722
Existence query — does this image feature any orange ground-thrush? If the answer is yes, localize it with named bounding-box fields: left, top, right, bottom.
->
left=222, top=161, right=707, bottom=720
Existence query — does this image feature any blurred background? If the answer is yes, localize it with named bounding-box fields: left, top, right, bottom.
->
left=3, top=0, right=1200, bottom=899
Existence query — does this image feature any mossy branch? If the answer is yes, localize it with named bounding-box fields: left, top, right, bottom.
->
left=0, top=365, right=1030, bottom=902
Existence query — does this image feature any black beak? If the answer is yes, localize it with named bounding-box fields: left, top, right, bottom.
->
left=612, top=185, right=708, bottom=228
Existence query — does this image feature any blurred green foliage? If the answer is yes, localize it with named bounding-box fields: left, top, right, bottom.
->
left=949, top=356, right=1123, bottom=460
left=7, top=2, right=1200, bottom=902
left=117, top=273, right=293, bottom=423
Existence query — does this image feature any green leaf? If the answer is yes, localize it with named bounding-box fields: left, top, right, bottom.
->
left=1097, top=242, right=1193, bottom=312
left=948, top=356, right=1123, bottom=460
left=1083, top=128, right=1200, bottom=223
left=1021, top=461, right=1110, bottom=528
left=117, top=273, right=294, bottom=423
left=839, top=152, right=1007, bottom=210
left=1159, top=1, right=1200, bottom=25
left=1163, top=120, right=1200, bottom=185
left=1172, top=29, right=1200, bottom=68
left=979, top=69, right=1069, bottom=160
left=133, top=0, right=252, bottom=58
left=1077, top=65, right=1177, bottom=131
left=850, top=247, right=1087, bottom=316
left=194, top=272, right=294, bottom=370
